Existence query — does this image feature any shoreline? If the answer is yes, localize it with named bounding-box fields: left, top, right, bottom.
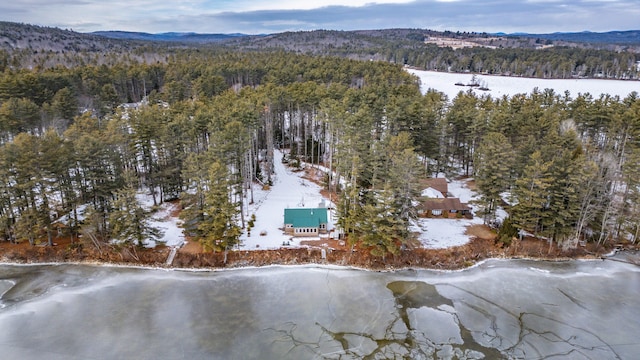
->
left=0, top=255, right=623, bottom=274
left=0, top=252, right=634, bottom=276
left=1, top=237, right=634, bottom=272
left=405, top=66, right=640, bottom=82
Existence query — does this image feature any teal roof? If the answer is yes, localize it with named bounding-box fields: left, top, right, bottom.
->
left=284, top=208, right=328, bottom=228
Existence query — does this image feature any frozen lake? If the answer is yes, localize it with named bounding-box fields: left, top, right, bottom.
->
left=0, top=255, right=638, bottom=359
left=407, top=68, right=640, bottom=100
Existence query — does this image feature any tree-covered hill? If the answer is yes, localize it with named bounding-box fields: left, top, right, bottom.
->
left=0, top=21, right=137, bottom=54
left=0, top=21, right=170, bottom=69
left=2, top=21, right=639, bottom=79
left=223, top=29, right=640, bottom=79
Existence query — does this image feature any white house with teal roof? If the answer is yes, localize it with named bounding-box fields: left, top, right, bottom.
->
left=284, top=208, right=329, bottom=237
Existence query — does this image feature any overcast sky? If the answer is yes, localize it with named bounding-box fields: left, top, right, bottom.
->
left=2, top=0, right=638, bottom=34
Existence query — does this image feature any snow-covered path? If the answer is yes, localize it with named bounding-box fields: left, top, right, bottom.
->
left=239, top=150, right=332, bottom=250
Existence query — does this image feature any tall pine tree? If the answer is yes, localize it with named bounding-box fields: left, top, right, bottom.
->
left=198, top=161, right=241, bottom=258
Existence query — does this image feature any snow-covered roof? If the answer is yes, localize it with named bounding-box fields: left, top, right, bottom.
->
left=421, top=187, right=444, bottom=198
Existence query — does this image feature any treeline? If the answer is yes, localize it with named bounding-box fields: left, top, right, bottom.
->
left=0, top=49, right=638, bottom=256
left=408, top=46, right=640, bottom=79
left=224, top=29, right=640, bottom=79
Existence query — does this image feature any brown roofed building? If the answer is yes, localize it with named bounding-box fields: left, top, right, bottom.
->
left=422, top=198, right=472, bottom=218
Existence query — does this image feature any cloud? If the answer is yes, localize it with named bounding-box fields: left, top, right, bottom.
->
left=0, top=0, right=637, bottom=34
left=175, top=0, right=640, bottom=34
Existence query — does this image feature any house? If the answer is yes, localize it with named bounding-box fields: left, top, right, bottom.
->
left=422, top=198, right=471, bottom=218
left=284, top=208, right=329, bottom=237
left=425, top=178, right=448, bottom=197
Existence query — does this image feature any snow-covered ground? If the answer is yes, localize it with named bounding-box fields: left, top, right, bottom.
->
left=136, top=194, right=185, bottom=248
left=238, top=150, right=335, bottom=250
left=416, top=218, right=479, bottom=249
left=407, top=68, right=640, bottom=101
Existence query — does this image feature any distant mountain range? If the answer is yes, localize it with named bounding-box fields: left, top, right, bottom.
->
left=91, top=31, right=250, bottom=43
left=2, top=20, right=639, bottom=66
left=90, top=29, right=640, bottom=46
left=508, top=30, right=640, bottom=45
left=2, top=21, right=639, bottom=78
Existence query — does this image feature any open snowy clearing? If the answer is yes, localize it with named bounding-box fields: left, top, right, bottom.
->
left=407, top=68, right=640, bottom=101
left=237, top=150, right=336, bottom=250
left=416, top=218, right=479, bottom=249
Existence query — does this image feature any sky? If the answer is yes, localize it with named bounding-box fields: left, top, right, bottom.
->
left=1, top=0, right=638, bottom=35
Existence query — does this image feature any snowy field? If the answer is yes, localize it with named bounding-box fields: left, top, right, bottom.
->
left=416, top=218, right=479, bottom=249
left=407, top=68, right=640, bottom=101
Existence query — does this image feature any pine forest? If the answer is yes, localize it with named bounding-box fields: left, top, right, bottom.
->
left=0, top=28, right=639, bottom=259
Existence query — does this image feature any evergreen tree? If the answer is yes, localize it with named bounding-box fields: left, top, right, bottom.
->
left=511, top=151, right=552, bottom=235
left=0, top=97, right=41, bottom=140
left=109, top=173, right=162, bottom=247
left=357, top=185, right=407, bottom=258
left=414, top=90, right=446, bottom=167
left=542, top=127, right=591, bottom=245
left=50, top=87, right=78, bottom=122
left=179, top=152, right=210, bottom=238
left=474, top=132, right=514, bottom=224
left=445, top=91, right=479, bottom=175
left=198, top=161, right=241, bottom=258
left=13, top=207, right=41, bottom=245
left=385, top=132, right=422, bottom=226
left=621, top=147, right=640, bottom=243
left=497, top=217, right=518, bottom=246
